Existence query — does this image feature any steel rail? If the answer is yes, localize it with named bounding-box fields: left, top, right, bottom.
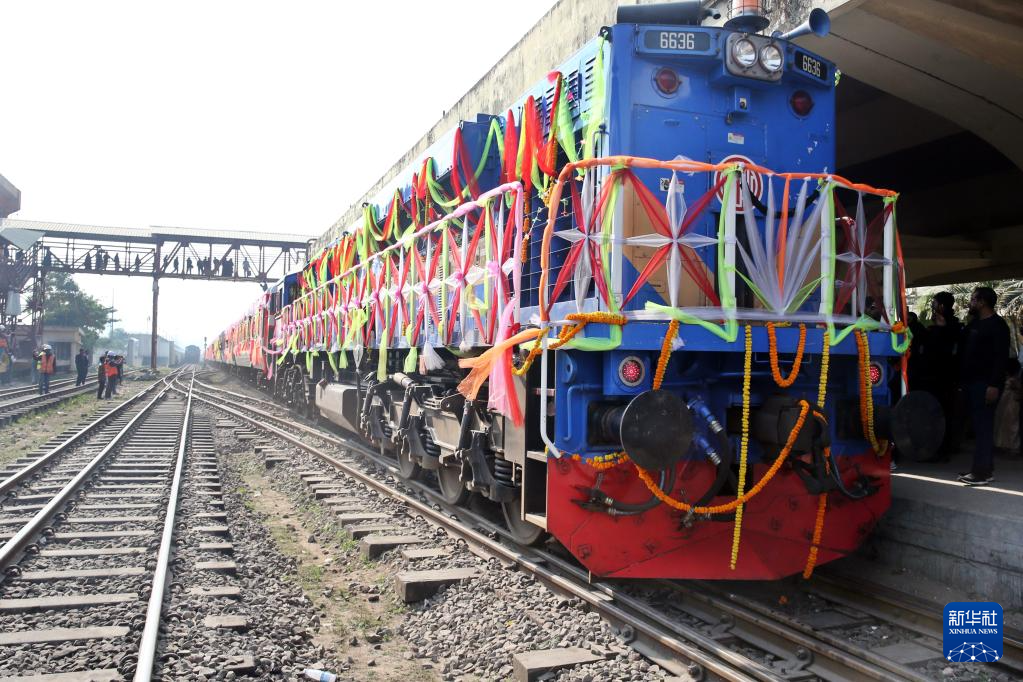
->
left=0, top=380, right=100, bottom=413
left=0, top=376, right=79, bottom=399
left=0, top=375, right=167, bottom=497
left=133, top=370, right=194, bottom=681
left=191, top=384, right=900, bottom=681
left=0, top=370, right=143, bottom=405
left=809, top=572, right=1023, bottom=674
left=665, top=580, right=930, bottom=682
left=189, top=376, right=279, bottom=409
left=178, top=383, right=766, bottom=682
left=185, top=378, right=963, bottom=682
left=0, top=376, right=176, bottom=577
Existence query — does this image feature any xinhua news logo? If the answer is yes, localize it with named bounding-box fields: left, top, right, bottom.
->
left=944, top=602, right=1003, bottom=663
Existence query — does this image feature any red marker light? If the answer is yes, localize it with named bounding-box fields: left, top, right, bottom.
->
left=790, top=90, right=814, bottom=116
left=620, top=357, right=645, bottom=386
left=869, top=362, right=883, bottom=387
left=654, top=67, right=680, bottom=95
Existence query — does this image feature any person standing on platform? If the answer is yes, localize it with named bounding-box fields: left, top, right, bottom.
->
left=994, top=358, right=1020, bottom=453
left=75, top=348, right=90, bottom=386
left=958, top=286, right=1011, bottom=486
left=907, top=311, right=927, bottom=390
left=36, top=345, right=55, bottom=395
left=919, top=291, right=963, bottom=461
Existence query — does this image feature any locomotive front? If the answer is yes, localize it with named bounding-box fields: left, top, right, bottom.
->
left=538, top=1, right=941, bottom=578
left=208, top=0, right=942, bottom=581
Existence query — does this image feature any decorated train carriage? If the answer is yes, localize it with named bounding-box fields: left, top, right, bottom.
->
left=208, top=0, right=940, bottom=580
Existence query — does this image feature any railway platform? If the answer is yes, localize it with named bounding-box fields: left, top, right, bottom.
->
left=834, top=450, right=1023, bottom=618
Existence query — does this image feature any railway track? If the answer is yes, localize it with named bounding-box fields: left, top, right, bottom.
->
left=0, top=376, right=80, bottom=401
left=186, top=370, right=1023, bottom=682
left=0, top=370, right=194, bottom=681
left=0, top=372, right=141, bottom=429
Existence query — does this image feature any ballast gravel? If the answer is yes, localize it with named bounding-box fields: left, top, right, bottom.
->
left=203, top=387, right=674, bottom=682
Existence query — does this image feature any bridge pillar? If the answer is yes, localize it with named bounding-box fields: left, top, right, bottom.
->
left=151, top=241, right=161, bottom=371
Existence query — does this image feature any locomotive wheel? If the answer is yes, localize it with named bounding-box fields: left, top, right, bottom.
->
left=396, top=440, right=422, bottom=481
left=436, top=462, right=469, bottom=505
left=501, top=498, right=546, bottom=546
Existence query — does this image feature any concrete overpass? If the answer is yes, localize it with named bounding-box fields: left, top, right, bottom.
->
left=0, top=174, right=20, bottom=220
left=786, top=0, right=1023, bottom=286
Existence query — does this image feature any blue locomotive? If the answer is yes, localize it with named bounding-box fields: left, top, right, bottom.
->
left=210, top=0, right=939, bottom=579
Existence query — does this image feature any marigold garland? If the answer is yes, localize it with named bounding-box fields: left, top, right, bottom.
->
left=573, top=451, right=631, bottom=470
left=817, top=331, right=830, bottom=409
left=634, top=399, right=811, bottom=515
left=767, top=322, right=806, bottom=388
left=513, top=311, right=628, bottom=377
left=654, top=320, right=680, bottom=390
left=854, top=330, right=885, bottom=455
left=729, top=324, right=754, bottom=570
left=802, top=457, right=830, bottom=579
left=802, top=333, right=833, bottom=578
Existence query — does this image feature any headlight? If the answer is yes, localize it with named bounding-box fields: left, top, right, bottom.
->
left=732, top=39, right=757, bottom=68
left=759, top=43, right=783, bottom=72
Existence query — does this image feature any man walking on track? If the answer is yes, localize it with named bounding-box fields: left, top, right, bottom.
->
left=75, top=348, right=90, bottom=386
left=958, top=286, right=1011, bottom=487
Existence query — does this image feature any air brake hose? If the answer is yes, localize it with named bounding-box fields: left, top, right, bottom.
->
left=825, top=447, right=874, bottom=500
left=602, top=467, right=676, bottom=515
left=601, top=415, right=732, bottom=516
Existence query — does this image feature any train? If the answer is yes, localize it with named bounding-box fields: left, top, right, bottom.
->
left=208, top=0, right=942, bottom=580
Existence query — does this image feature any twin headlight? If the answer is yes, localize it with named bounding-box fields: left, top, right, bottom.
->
left=732, top=38, right=784, bottom=72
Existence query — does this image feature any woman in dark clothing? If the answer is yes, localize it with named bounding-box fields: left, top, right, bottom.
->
left=919, top=291, right=963, bottom=461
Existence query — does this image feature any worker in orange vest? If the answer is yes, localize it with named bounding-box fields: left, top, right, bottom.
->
left=36, top=344, right=56, bottom=395
left=104, top=352, right=119, bottom=399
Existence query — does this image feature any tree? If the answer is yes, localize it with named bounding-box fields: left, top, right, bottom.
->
left=43, top=272, right=108, bottom=350
left=915, top=280, right=1023, bottom=325
left=913, top=280, right=1023, bottom=354
left=95, top=327, right=134, bottom=352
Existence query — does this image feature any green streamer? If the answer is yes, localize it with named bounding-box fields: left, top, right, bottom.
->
left=582, top=37, right=607, bottom=165
left=645, top=303, right=739, bottom=343
left=403, top=346, right=418, bottom=373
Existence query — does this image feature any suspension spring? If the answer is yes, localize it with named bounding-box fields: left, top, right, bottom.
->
left=493, top=458, right=515, bottom=487
left=422, top=426, right=441, bottom=459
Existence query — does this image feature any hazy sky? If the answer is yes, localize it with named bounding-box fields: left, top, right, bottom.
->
left=0, top=0, right=559, bottom=347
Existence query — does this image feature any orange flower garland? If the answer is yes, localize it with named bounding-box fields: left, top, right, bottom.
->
left=513, top=311, right=628, bottom=376
left=802, top=463, right=830, bottom=579
left=653, top=320, right=680, bottom=390
left=634, top=399, right=811, bottom=515
left=767, top=322, right=806, bottom=388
